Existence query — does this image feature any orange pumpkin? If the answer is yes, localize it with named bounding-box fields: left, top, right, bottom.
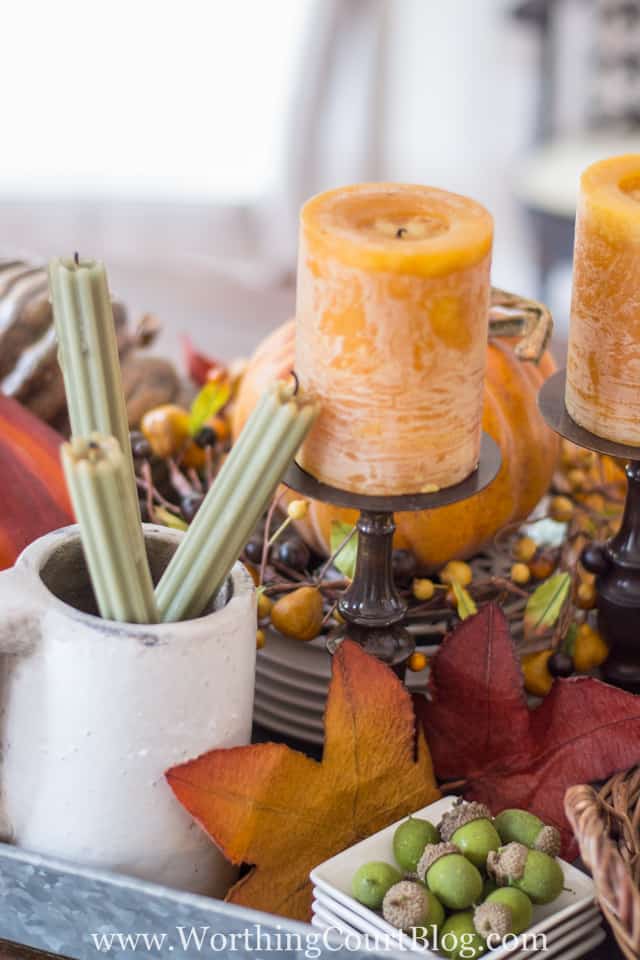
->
left=0, top=395, right=73, bottom=570
left=232, top=321, right=559, bottom=570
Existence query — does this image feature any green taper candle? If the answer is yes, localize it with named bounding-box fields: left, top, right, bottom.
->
left=49, top=256, right=136, bottom=502
left=62, top=434, right=159, bottom=624
left=156, top=382, right=318, bottom=622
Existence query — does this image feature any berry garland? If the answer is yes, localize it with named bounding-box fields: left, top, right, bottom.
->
left=133, top=367, right=625, bottom=697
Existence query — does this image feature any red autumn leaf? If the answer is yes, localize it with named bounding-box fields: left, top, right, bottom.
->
left=415, top=603, right=640, bottom=859
left=0, top=395, right=73, bottom=569
left=181, top=335, right=225, bottom=385
left=166, top=639, right=439, bottom=921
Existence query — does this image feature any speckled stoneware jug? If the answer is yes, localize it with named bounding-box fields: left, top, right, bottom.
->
left=0, top=524, right=256, bottom=897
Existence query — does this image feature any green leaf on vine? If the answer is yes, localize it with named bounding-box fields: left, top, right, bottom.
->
left=329, top=522, right=358, bottom=580
left=524, top=572, right=571, bottom=638
left=189, top=380, right=231, bottom=436
left=452, top=581, right=477, bottom=620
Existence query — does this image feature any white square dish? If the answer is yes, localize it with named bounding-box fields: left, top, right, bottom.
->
left=309, top=796, right=601, bottom=959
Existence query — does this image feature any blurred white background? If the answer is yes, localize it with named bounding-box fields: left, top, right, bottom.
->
left=1, top=0, right=638, bottom=358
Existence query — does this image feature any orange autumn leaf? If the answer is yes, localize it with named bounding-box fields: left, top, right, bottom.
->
left=166, top=640, right=439, bottom=921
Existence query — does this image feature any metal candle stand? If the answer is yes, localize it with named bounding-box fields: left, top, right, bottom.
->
left=539, top=369, right=640, bottom=692
left=283, top=434, right=501, bottom=678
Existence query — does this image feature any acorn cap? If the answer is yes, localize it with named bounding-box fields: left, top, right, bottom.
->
left=474, top=901, right=511, bottom=939
left=416, top=842, right=460, bottom=882
left=535, top=825, right=561, bottom=858
left=439, top=800, right=493, bottom=842
left=487, top=842, right=528, bottom=884
left=382, top=881, right=429, bottom=931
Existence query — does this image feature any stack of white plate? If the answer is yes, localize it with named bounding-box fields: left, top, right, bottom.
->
left=255, top=628, right=434, bottom=744
left=309, top=796, right=605, bottom=959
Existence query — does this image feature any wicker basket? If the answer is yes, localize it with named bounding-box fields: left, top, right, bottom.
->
left=565, top=768, right=640, bottom=960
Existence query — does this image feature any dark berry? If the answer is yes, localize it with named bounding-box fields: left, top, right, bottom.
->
left=181, top=492, right=204, bottom=523
left=244, top=537, right=265, bottom=564
left=194, top=426, right=217, bottom=448
left=130, top=430, right=152, bottom=460
left=548, top=650, right=574, bottom=678
left=392, top=549, right=417, bottom=585
left=581, top=543, right=610, bottom=576
left=275, top=538, right=310, bottom=572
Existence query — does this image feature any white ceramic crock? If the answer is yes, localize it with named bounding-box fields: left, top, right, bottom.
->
left=0, top=524, right=256, bottom=897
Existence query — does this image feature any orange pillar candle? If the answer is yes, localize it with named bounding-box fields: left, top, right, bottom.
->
left=295, top=183, right=494, bottom=495
left=566, top=154, right=640, bottom=445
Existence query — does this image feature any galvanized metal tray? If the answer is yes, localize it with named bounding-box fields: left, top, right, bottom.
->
left=0, top=842, right=405, bottom=960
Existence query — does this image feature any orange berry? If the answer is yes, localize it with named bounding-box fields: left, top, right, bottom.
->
left=440, top=560, right=472, bottom=587
left=287, top=499, right=309, bottom=521
left=521, top=649, right=554, bottom=697
left=550, top=496, right=574, bottom=523
left=271, top=586, right=324, bottom=642
left=573, top=624, right=608, bottom=672
left=576, top=581, right=597, bottom=610
left=567, top=469, right=586, bottom=493
left=412, top=578, right=435, bottom=601
left=408, top=651, right=428, bottom=672
left=511, top=562, right=531, bottom=585
left=257, top=593, right=273, bottom=620
left=141, top=404, right=191, bottom=459
left=514, top=536, right=537, bottom=563
left=256, top=629, right=266, bottom=650
left=529, top=556, right=555, bottom=580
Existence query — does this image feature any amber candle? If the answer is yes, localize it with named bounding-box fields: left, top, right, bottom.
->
left=566, top=155, right=640, bottom=445
left=294, top=183, right=493, bottom=495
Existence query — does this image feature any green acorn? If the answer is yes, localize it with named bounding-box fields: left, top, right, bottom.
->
left=439, top=800, right=501, bottom=870
left=487, top=842, right=564, bottom=905
left=382, top=880, right=445, bottom=936
left=417, top=842, right=483, bottom=910
left=473, top=887, right=533, bottom=939
left=352, top=861, right=402, bottom=909
left=393, top=816, right=439, bottom=872
left=494, top=809, right=561, bottom=857
left=440, top=912, right=487, bottom=959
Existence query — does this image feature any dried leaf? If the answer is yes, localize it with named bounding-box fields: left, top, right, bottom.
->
left=452, top=582, right=477, bottom=620
left=166, top=640, right=439, bottom=921
left=188, top=380, right=231, bottom=436
left=415, top=604, right=640, bottom=858
left=330, top=521, right=358, bottom=580
left=182, top=335, right=225, bottom=385
left=524, top=572, right=571, bottom=639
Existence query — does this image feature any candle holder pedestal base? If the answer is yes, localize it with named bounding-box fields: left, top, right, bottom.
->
left=539, top=369, right=640, bottom=692
left=283, top=434, right=501, bottom=679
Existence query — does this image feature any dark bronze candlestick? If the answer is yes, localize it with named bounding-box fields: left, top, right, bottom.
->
left=283, top=434, right=501, bottom=678
left=539, top=369, right=640, bottom=692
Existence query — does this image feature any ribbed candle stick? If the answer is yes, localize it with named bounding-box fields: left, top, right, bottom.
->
left=49, top=256, right=137, bottom=503
left=62, top=434, right=159, bottom=624
left=156, top=383, right=318, bottom=622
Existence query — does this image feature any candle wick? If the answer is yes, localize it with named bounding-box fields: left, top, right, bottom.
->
left=289, top=370, right=300, bottom=396
left=74, top=251, right=80, bottom=266
left=395, top=227, right=407, bottom=238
